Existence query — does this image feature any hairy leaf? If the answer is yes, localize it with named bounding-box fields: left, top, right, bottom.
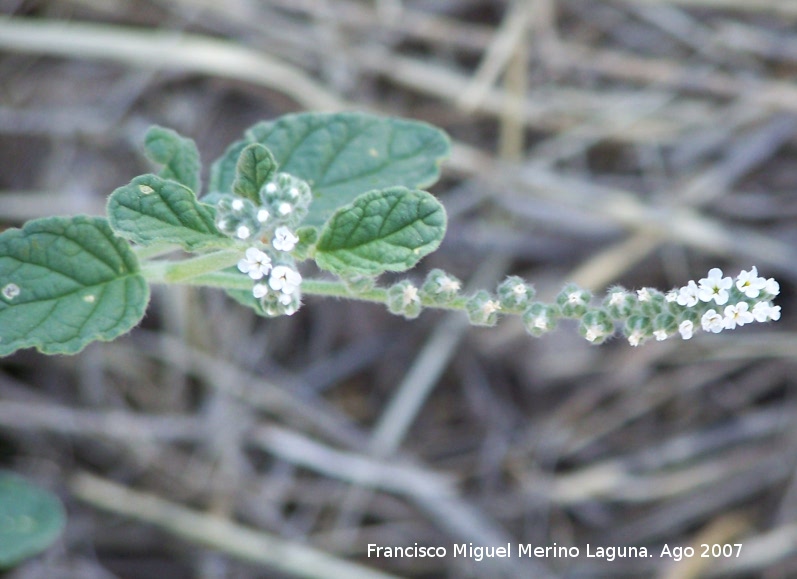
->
left=0, top=216, right=148, bottom=356
left=144, top=125, right=201, bottom=194
left=233, top=143, right=278, bottom=202
left=108, top=174, right=230, bottom=250
left=315, top=187, right=446, bottom=275
left=209, top=112, right=450, bottom=225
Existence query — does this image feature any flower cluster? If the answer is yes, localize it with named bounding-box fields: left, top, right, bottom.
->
left=604, top=266, right=781, bottom=346
left=379, top=265, right=780, bottom=347
left=670, top=267, right=780, bottom=340
left=215, top=173, right=312, bottom=317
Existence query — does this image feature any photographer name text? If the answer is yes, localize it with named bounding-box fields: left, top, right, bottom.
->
left=367, top=542, right=742, bottom=562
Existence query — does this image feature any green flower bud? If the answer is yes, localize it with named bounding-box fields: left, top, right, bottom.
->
left=636, top=288, right=666, bottom=317
left=466, top=290, right=501, bottom=326
left=523, top=302, right=558, bottom=337
left=557, top=283, right=592, bottom=318
left=603, top=286, right=636, bottom=319
left=497, top=276, right=534, bottom=312
left=256, top=286, right=302, bottom=317
left=578, top=309, right=614, bottom=344
left=652, top=313, right=677, bottom=341
left=215, top=194, right=264, bottom=241
left=387, top=280, right=422, bottom=319
left=259, top=173, right=312, bottom=227
left=342, top=273, right=376, bottom=293
left=420, top=269, right=462, bottom=304
left=624, top=314, right=652, bottom=347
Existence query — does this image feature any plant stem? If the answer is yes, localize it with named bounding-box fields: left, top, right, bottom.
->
left=300, top=279, right=469, bottom=311
left=133, top=241, right=181, bottom=260
left=301, top=279, right=387, bottom=303
left=165, top=274, right=470, bottom=312
left=140, top=249, right=243, bottom=284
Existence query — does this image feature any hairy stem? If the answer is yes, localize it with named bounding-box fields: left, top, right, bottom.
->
left=141, top=249, right=243, bottom=284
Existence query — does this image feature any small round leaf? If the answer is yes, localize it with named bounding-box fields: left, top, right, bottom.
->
left=0, top=472, right=65, bottom=568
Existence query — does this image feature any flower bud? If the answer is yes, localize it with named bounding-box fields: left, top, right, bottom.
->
left=421, top=269, right=462, bottom=304
left=523, top=302, right=558, bottom=337
left=342, top=273, right=376, bottom=293
left=497, top=276, right=534, bottom=312
left=258, top=288, right=302, bottom=317
left=637, top=288, right=666, bottom=318
left=557, top=283, right=592, bottom=318
left=578, top=309, right=614, bottom=344
left=215, top=194, right=263, bottom=240
left=624, top=315, right=652, bottom=347
left=603, top=286, right=635, bottom=319
left=652, top=313, right=677, bottom=341
left=466, top=290, right=501, bottom=326
left=387, top=281, right=422, bottom=319
left=260, top=173, right=312, bottom=227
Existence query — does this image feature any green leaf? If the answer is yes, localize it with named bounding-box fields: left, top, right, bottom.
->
left=0, top=216, right=148, bottom=356
left=108, top=174, right=231, bottom=251
left=144, top=125, right=201, bottom=194
left=0, top=472, right=65, bottom=569
left=315, top=187, right=446, bottom=276
left=209, top=112, right=450, bottom=226
left=233, top=143, right=278, bottom=202
left=292, top=225, right=319, bottom=261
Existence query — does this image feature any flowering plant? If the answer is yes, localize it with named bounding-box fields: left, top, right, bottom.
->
left=0, top=112, right=781, bottom=356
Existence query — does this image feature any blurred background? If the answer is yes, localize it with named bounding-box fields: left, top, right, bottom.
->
left=1, top=1, right=797, bottom=577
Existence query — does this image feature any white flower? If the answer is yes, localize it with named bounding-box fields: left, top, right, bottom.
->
left=637, top=288, right=651, bottom=302
left=701, top=309, right=725, bottom=333
left=628, top=331, right=644, bottom=347
left=533, top=315, right=548, bottom=330
left=272, top=226, right=299, bottom=252
left=269, top=265, right=302, bottom=295
left=237, top=247, right=272, bottom=280
left=698, top=268, right=733, bottom=305
left=765, top=278, right=780, bottom=297
left=609, top=290, right=627, bottom=306
left=723, top=302, right=754, bottom=330
left=264, top=182, right=278, bottom=194
left=482, top=300, right=501, bottom=316
left=402, top=284, right=420, bottom=307
left=678, top=320, right=694, bottom=340
left=752, top=301, right=781, bottom=322
left=278, top=202, right=293, bottom=216
left=653, top=329, right=668, bottom=341
left=236, top=225, right=252, bottom=240
left=751, top=302, right=768, bottom=322
left=437, top=275, right=461, bottom=294
left=676, top=280, right=700, bottom=307
left=257, top=209, right=270, bottom=223
left=253, top=283, right=269, bottom=298
left=231, top=199, right=244, bottom=211
left=665, top=290, right=678, bottom=303
left=568, top=291, right=584, bottom=304
left=735, top=266, right=766, bottom=299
